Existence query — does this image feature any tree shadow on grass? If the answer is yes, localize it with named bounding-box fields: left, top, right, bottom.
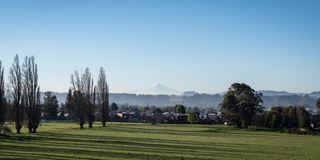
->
left=0, top=131, right=302, bottom=160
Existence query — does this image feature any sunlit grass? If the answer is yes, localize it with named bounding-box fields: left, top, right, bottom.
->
left=1, top=121, right=319, bottom=160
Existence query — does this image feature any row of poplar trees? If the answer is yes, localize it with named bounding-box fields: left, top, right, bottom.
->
left=0, top=54, right=41, bottom=134
left=65, top=67, right=109, bottom=129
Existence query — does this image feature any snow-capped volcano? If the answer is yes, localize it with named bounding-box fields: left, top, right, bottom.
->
left=143, top=83, right=181, bottom=95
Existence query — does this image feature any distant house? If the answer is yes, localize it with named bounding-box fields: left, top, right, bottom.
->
left=163, top=112, right=176, bottom=123
left=141, top=112, right=154, bottom=123
left=198, top=111, right=222, bottom=124
left=109, top=111, right=118, bottom=120
left=175, top=113, right=188, bottom=124
left=116, top=112, right=141, bottom=122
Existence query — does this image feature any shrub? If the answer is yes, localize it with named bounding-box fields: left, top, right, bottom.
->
left=0, top=124, right=12, bottom=137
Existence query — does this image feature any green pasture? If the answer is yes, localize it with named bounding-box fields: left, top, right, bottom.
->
left=0, top=122, right=319, bottom=160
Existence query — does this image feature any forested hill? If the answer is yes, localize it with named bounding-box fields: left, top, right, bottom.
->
left=50, top=91, right=319, bottom=109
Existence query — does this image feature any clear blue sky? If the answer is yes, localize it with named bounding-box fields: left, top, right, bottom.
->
left=0, top=0, right=319, bottom=93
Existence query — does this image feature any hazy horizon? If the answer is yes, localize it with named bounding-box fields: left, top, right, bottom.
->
left=1, top=0, right=320, bottom=93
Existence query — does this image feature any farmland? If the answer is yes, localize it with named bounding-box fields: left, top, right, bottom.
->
left=0, top=122, right=320, bottom=160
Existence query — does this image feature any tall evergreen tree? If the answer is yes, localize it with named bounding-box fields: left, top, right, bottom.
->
left=175, top=104, right=186, bottom=114
left=9, top=54, right=23, bottom=134
left=97, top=67, right=109, bottom=127
left=65, top=89, right=73, bottom=116
left=43, top=91, right=59, bottom=117
left=110, top=103, right=118, bottom=112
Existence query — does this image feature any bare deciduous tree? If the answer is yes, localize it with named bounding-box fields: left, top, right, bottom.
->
left=70, top=69, right=96, bottom=129
left=0, top=61, right=6, bottom=126
left=9, top=54, right=23, bottom=134
left=82, top=68, right=95, bottom=128
left=68, top=68, right=109, bottom=129
left=71, top=71, right=87, bottom=129
left=23, top=56, right=41, bottom=133
left=97, top=67, right=109, bottom=127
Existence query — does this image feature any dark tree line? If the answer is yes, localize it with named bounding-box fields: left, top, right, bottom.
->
left=263, top=106, right=310, bottom=129
left=220, top=83, right=319, bottom=131
left=66, top=67, right=109, bottom=129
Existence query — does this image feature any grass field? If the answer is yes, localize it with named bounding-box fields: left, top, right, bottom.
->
left=0, top=122, right=320, bottom=160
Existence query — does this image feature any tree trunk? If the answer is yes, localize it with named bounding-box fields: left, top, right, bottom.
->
left=28, top=123, right=33, bottom=133
left=236, top=120, right=242, bottom=128
left=88, top=116, right=94, bottom=128
left=16, top=105, right=21, bottom=134
left=89, top=123, right=93, bottom=128
left=16, top=127, right=21, bottom=134
left=16, top=122, right=22, bottom=134
left=102, top=122, right=106, bottom=127
left=80, top=123, right=84, bottom=129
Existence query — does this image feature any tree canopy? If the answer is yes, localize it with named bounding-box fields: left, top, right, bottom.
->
left=175, top=104, right=186, bottom=114
left=111, top=103, right=118, bottom=112
left=43, top=92, right=59, bottom=117
left=220, top=83, right=263, bottom=128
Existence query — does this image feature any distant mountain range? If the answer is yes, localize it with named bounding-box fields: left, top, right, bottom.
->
left=124, top=83, right=320, bottom=98
left=309, top=91, right=320, bottom=98
left=45, top=84, right=320, bottom=110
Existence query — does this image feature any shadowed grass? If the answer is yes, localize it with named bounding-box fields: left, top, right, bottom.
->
left=0, top=122, right=319, bottom=159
